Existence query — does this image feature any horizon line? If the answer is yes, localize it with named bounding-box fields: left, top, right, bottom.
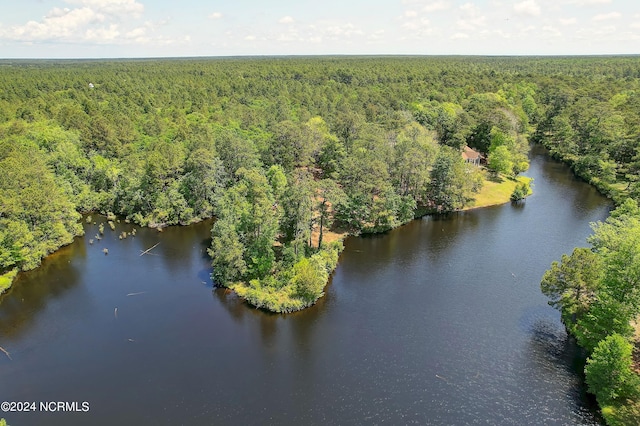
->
left=1, top=53, right=640, bottom=61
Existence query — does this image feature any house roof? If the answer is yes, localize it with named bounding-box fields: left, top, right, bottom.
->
left=462, top=146, right=482, bottom=161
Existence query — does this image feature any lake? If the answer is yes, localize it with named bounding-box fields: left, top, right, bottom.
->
left=0, top=144, right=610, bottom=425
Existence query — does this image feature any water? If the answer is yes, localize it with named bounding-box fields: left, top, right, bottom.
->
left=0, top=145, right=610, bottom=425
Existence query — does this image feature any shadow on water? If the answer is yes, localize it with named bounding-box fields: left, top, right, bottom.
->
left=211, top=268, right=335, bottom=352
left=0, top=241, right=82, bottom=339
left=197, top=232, right=214, bottom=286
left=519, top=310, right=603, bottom=425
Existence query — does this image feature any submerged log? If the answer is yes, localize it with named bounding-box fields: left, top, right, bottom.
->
left=139, top=242, right=160, bottom=256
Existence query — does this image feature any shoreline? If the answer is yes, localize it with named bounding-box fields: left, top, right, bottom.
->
left=231, top=172, right=533, bottom=313
left=1, top=173, right=531, bottom=306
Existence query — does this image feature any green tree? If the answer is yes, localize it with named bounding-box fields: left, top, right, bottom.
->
left=266, top=164, right=288, bottom=204
left=487, top=145, right=514, bottom=177
left=209, top=167, right=280, bottom=284
left=510, top=180, right=532, bottom=202
left=266, top=120, right=313, bottom=171
left=434, top=102, right=466, bottom=149
left=585, top=334, right=640, bottom=407
left=292, top=257, right=326, bottom=302
left=209, top=214, right=247, bottom=285
left=281, top=170, right=314, bottom=255
left=0, top=137, right=82, bottom=270
left=574, top=296, right=635, bottom=353
left=338, top=146, right=393, bottom=231
left=215, top=131, right=261, bottom=179
left=467, top=121, right=493, bottom=154
left=318, top=133, right=346, bottom=179
left=392, top=122, right=438, bottom=204
left=428, top=147, right=476, bottom=212
left=181, top=148, right=226, bottom=220
left=315, top=179, right=346, bottom=249
left=540, top=247, right=603, bottom=334
left=588, top=199, right=640, bottom=309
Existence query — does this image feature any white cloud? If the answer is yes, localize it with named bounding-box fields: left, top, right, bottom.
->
left=479, top=28, right=511, bottom=39
left=264, top=21, right=368, bottom=46
left=575, top=24, right=617, bottom=40
left=65, top=0, right=144, bottom=17
left=542, top=25, right=562, bottom=38
left=459, top=3, right=478, bottom=14
left=514, top=0, right=541, bottom=17
left=85, top=23, right=120, bottom=42
left=209, top=12, right=223, bottom=20
left=421, top=1, right=451, bottom=13
left=0, top=0, right=159, bottom=46
left=565, top=0, right=611, bottom=5
left=400, top=0, right=450, bottom=24
left=126, top=27, right=146, bottom=38
left=1, top=7, right=104, bottom=41
left=457, top=3, right=486, bottom=31
left=279, top=16, right=295, bottom=24
left=276, top=31, right=300, bottom=42
left=399, top=0, right=449, bottom=37
left=402, top=17, right=431, bottom=31
left=451, top=32, right=469, bottom=39
left=592, top=12, right=621, bottom=21
left=323, top=23, right=364, bottom=38
left=559, top=17, right=577, bottom=25
left=244, top=35, right=256, bottom=41
left=594, top=25, right=617, bottom=36
left=368, top=30, right=385, bottom=41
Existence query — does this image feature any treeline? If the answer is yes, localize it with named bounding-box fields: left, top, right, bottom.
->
left=532, top=66, right=640, bottom=202
left=527, top=58, right=640, bottom=424
left=1, top=56, right=638, bottom=310
left=541, top=199, right=640, bottom=424
left=0, top=56, right=545, bottom=303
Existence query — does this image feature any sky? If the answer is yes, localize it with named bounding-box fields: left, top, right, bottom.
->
left=0, top=0, right=639, bottom=58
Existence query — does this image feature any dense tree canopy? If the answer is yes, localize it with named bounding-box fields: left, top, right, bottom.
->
left=0, top=133, right=82, bottom=271
left=1, top=56, right=639, bottom=315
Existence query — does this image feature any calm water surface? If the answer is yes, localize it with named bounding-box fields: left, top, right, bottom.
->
left=0, top=145, right=610, bottom=425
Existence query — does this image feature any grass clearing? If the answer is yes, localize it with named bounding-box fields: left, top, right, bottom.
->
left=464, top=175, right=533, bottom=210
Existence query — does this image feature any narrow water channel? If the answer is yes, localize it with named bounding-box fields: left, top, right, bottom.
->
left=0, top=145, right=610, bottom=425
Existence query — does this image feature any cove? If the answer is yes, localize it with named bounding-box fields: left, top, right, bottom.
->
left=0, top=144, right=610, bottom=425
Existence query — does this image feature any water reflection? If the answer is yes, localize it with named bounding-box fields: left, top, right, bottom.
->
left=530, top=144, right=609, bottom=222
left=521, top=315, right=601, bottom=425
left=0, top=242, right=82, bottom=339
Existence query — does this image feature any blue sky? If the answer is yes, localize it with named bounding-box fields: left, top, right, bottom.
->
left=1, top=0, right=639, bottom=58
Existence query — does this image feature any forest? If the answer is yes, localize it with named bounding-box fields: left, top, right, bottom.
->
left=0, top=56, right=639, bottom=423
left=0, top=56, right=542, bottom=304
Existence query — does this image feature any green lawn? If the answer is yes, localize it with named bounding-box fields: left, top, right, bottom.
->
left=464, top=175, right=533, bottom=210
